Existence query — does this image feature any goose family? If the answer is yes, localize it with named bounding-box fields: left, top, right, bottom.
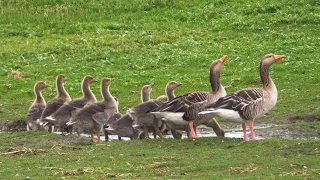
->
left=26, top=53, right=284, bottom=142
left=39, top=74, right=71, bottom=132
left=26, top=81, right=50, bottom=131
left=67, top=78, right=117, bottom=143
left=44, top=75, right=97, bottom=133
left=198, top=54, right=285, bottom=141
left=150, top=56, right=227, bottom=138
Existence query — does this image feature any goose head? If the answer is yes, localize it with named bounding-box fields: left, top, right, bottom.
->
left=261, top=54, right=286, bottom=65
left=167, top=81, right=182, bottom=90
left=83, top=75, right=97, bottom=85
left=35, top=81, right=50, bottom=90
left=57, top=74, right=67, bottom=83
left=141, top=84, right=153, bottom=94
left=210, top=55, right=227, bottom=73
left=102, top=77, right=115, bottom=87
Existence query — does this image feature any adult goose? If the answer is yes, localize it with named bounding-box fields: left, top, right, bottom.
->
left=104, top=84, right=153, bottom=140
left=26, top=81, right=50, bottom=131
left=45, top=75, right=97, bottom=133
left=150, top=55, right=227, bottom=138
left=39, top=74, right=71, bottom=132
left=198, top=54, right=286, bottom=141
left=67, top=78, right=117, bottom=143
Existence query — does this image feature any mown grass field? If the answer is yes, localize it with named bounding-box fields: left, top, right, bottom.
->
left=0, top=1, right=319, bottom=179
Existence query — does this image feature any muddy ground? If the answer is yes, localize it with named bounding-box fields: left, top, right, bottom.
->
left=1, top=113, right=319, bottom=140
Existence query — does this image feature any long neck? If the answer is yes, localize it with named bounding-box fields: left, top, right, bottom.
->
left=102, top=85, right=113, bottom=102
left=34, top=86, right=45, bottom=104
left=57, top=79, right=71, bottom=100
left=141, top=91, right=150, bottom=102
left=166, top=87, right=175, bottom=101
left=82, top=82, right=96, bottom=101
left=102, top=84, right=117, bottom=108
left=260, top=62, right=274, bottom=89
left=209, top=68, right=222, bottom=93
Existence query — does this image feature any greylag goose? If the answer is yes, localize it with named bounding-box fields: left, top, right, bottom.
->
left=198, top=54, right=286, bottom=141
left=104, top=84, right=153, bottom=140
left=39, top=74, right=71, bottom=132
left=156, top=81, right=182, bottom=102
left=150, top=55, right=228, bottom=138
left=26, top=81, right=50, bottom=131
left=67, top=78, right=117, bottom=143
left=45, top=75, right=97, bottom=133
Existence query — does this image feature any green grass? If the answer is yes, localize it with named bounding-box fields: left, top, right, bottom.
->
left=0, top=131, right=319, bottom=179
left=0, top=0, right=319, bottom=122
left=0, top=1, right=319, bottom=178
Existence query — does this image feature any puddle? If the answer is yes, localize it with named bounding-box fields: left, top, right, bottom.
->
left=73, top=124, right=283, bottom=141
left=1, top=120, right=319, bottom=140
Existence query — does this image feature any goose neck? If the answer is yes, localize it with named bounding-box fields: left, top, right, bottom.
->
left=166, top=87, right=175, bottom=101
left=209, top=70, right=222, bottom=93
left=34, top=86, right=45, bottom=104
left=82, top=82, right=96, bottom=101
left=57, top=79, right=71, bottom=100
left=260, top=62, right=275, bottom=90
left=141, top=91, right=151, bottom=102
left=102, top=85, right=113, bottom=102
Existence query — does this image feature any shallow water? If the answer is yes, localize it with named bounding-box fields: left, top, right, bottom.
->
left=73, top=124, right=277, bottom=141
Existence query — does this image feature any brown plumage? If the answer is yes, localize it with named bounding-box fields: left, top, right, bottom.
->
left=198, top=54, right=286, bottom=141
left=67, top=78, right=117, bottom=143
left=45, top=75, right=97, bottom=133
left=39, top=74, right=71, bottom=132
left=26, top=81, right=50, bottom=131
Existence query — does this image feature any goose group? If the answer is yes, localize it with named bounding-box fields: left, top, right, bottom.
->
left=26, top=54, right=285, bottom=142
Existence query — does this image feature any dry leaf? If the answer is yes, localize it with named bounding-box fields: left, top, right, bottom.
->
left=8, top=71, right=26, bottom=79
left=109, top=156, right=115, bottom=161
left=4, top=84, right=11, bottom=88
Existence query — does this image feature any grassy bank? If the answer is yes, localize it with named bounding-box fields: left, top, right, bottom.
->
left=0, top=0, right=319, bottom=122
left=0, top=131, right=319, bottom=179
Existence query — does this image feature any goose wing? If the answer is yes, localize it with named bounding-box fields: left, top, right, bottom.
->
left=27, top=107, right=40, bottom=116
left=152, top=92, right=211, bottom=112
left=68, top=99, right=87, bottom=109
left=129, top=100, right=163, bottom=114
left=211, top=88, right=263, bottom=111
left=41, top=99, right=65, bottom=118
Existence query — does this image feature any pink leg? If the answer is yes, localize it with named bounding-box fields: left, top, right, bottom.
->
left=242, top=122, right=249, bottom=141
left=189, top=122, right=199, bottom=138
left=249, top=121, right=262, bottom=140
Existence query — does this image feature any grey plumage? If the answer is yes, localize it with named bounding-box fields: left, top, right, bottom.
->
left=39, top=74, right=71, bottom=132
left=45, top=75, right=97, bottom=133
left=68, top=78, right=117, bottom=143
left=151, top=56, right=228, bottom=138
left=104, top=84, right=153, bottom=140
left=26, top=81, right=50, bottom=131
left=198, top=54, right=286, bottom=141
